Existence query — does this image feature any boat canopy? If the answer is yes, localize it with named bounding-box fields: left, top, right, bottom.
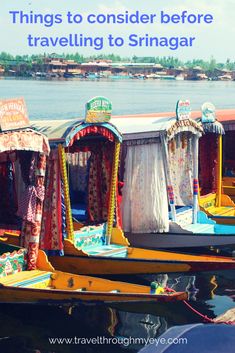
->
left=31, top=118, right=122, bottom=147
left=0, top=128, right=50, bottom=155
left=200, top=120, right=225, bottom=135
left=0, top=97, right=50, bottom=271
left=31, top=115, right=202, bottom=147
left=198, top=103, right=226, bottom=202
left=113, top=115, right=203, bottom=142
left=38, top=97, right=124, bottom=254
left=120, top=100, right=203, bottom=234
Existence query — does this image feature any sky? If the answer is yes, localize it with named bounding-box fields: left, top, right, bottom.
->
left=0, top=0, right=234, bottom=61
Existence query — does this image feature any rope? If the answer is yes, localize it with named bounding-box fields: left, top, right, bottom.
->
left=165, top=286, right=235, bottom=325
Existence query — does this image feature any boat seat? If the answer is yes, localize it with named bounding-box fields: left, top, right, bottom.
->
left=207, top=206, right=235, bottom=216
left=223, top=186, right=235, bottom=203
left=0, top=248, right=27, bottom=278
left=73, top=223, right=128, bottom=258
left=0, top=270, right=52, bottom=288
left=170, top=206, right=193, bottom=227
left=73, top=224, right=106, bottom=249
left=200, top=193, right=235, bottom=217
left=85, top=244, right=128, bottom=258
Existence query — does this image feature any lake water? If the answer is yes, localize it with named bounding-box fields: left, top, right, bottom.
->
left=0, top=78, right=234, bottom=119
left=0, top=78, right=235, bottom=353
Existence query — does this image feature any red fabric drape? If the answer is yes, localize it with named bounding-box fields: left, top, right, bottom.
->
left=68, top=126, right=115, bottom=147
left=199, top=134, right=218, bottom=196
left=87, top=145, right=113, bottom=223
left=21, top=153, right=47, bottom=270
left=40, top=150, right=63, bottom=253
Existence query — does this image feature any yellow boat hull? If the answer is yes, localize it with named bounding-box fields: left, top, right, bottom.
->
left=0, top=284, right=186, bottom=304
left=48, top=240, right=235, bottom=275
left=0, top=248, right=187, bottom=304
left=49, top=253, right=191, bottom=275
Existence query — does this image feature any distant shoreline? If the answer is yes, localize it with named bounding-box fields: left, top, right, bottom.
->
left=1, top=75, right=234, bottom=82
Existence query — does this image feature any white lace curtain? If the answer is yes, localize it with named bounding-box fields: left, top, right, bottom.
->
left=121, top=143, right=169, bottom=233
left=168, top=133, right=194, bottom=206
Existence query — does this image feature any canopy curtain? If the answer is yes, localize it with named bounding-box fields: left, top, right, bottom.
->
left=87, top=144, right=114, bottom=223
left=40, top=149, right=64, bottom=256
left=66, top=151, right=91, bottom=194
left=199, top=133, right=218, bottom=195
left=19, top=152, right=47, bottom=270
left=0, top=157, right=17, bottom=224
left=167, top=132, right=194, bottom=206
left=121, top=143, right=169, bottom=233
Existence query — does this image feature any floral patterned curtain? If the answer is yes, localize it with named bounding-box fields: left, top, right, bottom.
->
left=168, top=133, right=194, bottom=206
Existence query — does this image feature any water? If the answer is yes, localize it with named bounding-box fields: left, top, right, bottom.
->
left=0, top=78, right=234, bottom=119
left=0, top=78, right=235, bottom=353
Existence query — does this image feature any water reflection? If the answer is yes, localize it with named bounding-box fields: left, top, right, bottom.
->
left=0, top=270, right=234, bottom=352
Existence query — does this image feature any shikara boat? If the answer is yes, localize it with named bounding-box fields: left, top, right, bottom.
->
left=27, top=96, right=235, bottom=273
left=0, top=97, right=50, bottom=269
left=0, top=243, right=187, bottom=304
left=198, top=103, right=235, bottom=224
left=113, top=100, right=235, bottom=249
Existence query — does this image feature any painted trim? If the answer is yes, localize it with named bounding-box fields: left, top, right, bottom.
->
left=58, top=144, right=74, bottom=241
left=64, top=123, right=122, bottom=147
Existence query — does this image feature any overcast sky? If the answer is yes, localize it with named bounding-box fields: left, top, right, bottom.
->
left=1, top=0, right=234, bottom=61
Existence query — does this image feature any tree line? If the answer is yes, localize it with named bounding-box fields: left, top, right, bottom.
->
left=0, top=52, right=234, bottom=72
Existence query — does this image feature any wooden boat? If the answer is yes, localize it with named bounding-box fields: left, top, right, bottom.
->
left=198, top=102, right=235, bottom=224
left=28, top=97, right=235, bottom=272
left=222, top=114, right=235, bottom=203
left=3, top=231, right=235, bottom=275
left=0, top=243, right=187, bottom=304
left=0, top=97, right=50, bottom=269
left=112, top=100, right=235, bottom=249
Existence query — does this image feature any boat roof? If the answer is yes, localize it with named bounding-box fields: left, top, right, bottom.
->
left=31, top=116, right=203, bottom=144
left=31, top=118, right=122, bottom=147
left=115, top=109, right=235, bottom=131
left=0, top=128, right=50, bottom=155
left=113, top=116, right=203, bottom=141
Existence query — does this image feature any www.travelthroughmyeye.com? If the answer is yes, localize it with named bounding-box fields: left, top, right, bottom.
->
left=48, top=336, right=188, bottom=347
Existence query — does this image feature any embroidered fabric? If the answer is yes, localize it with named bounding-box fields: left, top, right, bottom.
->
left=17, top=185, right=45, bottom=223
left=168, top=133, right=194, bottom=206
left=121, top=143, right=169, bottom=233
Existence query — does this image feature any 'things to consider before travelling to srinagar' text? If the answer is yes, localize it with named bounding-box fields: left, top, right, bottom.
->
left=9, top=9, right=214, bottom=51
